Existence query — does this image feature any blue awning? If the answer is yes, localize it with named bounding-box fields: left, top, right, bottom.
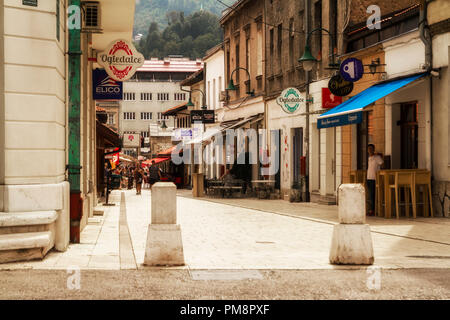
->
left=317, top=73, right=428, bottom=129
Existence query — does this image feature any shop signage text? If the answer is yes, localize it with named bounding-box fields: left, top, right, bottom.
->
left=276, top=88, right=305, bottom=114
left=190, top=110, right=215, bottom=124
left=97, top=39, right=145, bottom=82
left=23, top=0, right=37, bottom=6
left=93, top=69, right=123, bottom=100
left=317, top=112, right=362, bottom=129
left=328, top=75, right=354, bottom=97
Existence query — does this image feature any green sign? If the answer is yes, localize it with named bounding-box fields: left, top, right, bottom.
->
left=276, top=87, right=305, bottom=114
left=23, top=0, right=38, bottom=6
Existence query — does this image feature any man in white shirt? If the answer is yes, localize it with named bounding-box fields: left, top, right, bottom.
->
left=367, top=144, right=384, bottom=216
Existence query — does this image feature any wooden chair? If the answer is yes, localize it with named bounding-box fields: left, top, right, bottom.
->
left=389, top=172, right=416, bottom=219
left=414, top=171, right=433, bottom=217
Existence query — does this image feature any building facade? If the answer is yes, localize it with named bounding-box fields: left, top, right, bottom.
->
left=0, top=0, right=136, bottom=263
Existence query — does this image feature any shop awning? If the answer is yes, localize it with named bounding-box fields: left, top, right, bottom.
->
left=317, top=73, right=428, bottom=129
left=142, top=157, right=170, bottom=166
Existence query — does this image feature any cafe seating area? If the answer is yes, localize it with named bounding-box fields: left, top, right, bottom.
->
left=350, top=169, right=434, bottom=219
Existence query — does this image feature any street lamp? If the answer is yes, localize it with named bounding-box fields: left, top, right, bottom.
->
left=183, top=88, right=207, bottom=110
left=298, top=28, right=340, bottom=71
left=226, top=67, right=254, bottom=96
left=298, top=27, right=339, bottom=203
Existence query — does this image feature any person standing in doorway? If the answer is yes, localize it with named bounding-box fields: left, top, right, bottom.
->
left=367, top=144, right=384, bottom=216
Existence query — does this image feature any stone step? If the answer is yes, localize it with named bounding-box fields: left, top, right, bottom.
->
left=0, top=231, right=52, bottom=251
left=0, top=211, right=57, bottom=227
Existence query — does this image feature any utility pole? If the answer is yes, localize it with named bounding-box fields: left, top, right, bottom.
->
left=304, top=0, right=311, bottom=202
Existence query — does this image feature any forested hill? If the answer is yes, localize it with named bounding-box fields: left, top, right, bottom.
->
left=134, top=0, right=234, bottom=60
left=134, top=0, right=234, bottom=37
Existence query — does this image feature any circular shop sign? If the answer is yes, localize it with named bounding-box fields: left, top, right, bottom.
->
left=97, top=39, right=145, bottom=82
left=328, top=74, right=354, bottom=97
left=340, top=57, right=364, bottom=82
left=276, top=87, right=305, bottom=114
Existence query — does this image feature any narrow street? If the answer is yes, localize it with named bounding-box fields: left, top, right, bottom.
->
left=0, top=190, right=449, bottom=299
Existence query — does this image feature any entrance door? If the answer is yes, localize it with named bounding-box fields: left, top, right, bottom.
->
left=400, top=102, right=418, bottom=169
left=292, top=128, right=303, bottom=185
left=271, top=129, right=281, bottom=190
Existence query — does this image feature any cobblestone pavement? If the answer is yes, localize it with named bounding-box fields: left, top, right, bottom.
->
left=1, top=189, right=449, bottom=271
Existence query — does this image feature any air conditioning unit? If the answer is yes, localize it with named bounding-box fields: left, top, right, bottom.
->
left=219, top=90, right=228, bottom=102
left=81, top=1, right=102, bottom=33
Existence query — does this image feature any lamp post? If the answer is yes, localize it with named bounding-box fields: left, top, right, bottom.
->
left=298, top=22, right=340, bottom=202
left=226, top=67, right=255, bottom=96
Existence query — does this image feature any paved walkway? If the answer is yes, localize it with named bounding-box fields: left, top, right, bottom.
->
left=1, top=189, right=449, bottom=270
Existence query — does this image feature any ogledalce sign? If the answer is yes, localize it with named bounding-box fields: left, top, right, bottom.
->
left=97, top=39, right=145, bottom=82
left=276, top=87, right=305, bottom=114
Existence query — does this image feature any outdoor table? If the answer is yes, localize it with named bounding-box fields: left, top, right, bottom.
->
left=376, top=169, right=429, bottom=218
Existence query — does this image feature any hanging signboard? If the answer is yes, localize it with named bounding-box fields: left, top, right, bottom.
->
left=93, top=69, right=123, bottom=100
left=340, top=58, right=364, bottom=82
left=276, top=87, right=305, bottom=114
left=322, top=88, right=342, bottom=109
left=317, top=112, right=363, bottom=129
left=97, top=39, right=145, bottom=82
left=190, top=110, right=215, bottom=124
left=328, top=74, right=354, bottom=97
left=123, top=133, right=140, bottom=148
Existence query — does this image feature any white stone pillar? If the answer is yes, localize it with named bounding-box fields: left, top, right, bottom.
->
left=144, top=182, right=184, bottom=266
left=329, top=184, right=374, bottom=265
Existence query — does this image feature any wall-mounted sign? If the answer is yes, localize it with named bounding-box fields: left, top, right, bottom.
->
left=322, top=88, right=342, bottom=109
left=318, top=112, right=363, bottom=129
left=276, top=87, right=305, bottom=114
left=190, top=110, right=215, bottom=124
left=328, top=74, right=354, bottom=97
left=340, top=58, right=364, bottom=82
left=23, top=0, right=37, bottom=6
left=123, top=133, right=140, bottom=148
left=97, top=39, right=145, bottom=82
left=93, top=69, right=123, bottom=100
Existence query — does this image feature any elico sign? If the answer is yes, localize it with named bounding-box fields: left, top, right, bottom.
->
left=97, top=39, right=145, bottom=82
left=93, top=69, right=123, bottom=100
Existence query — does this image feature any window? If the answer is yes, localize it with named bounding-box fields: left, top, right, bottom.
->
left=107, top=113, right=114, bottom=125
left=257, top=24, right=263, bottom=76
left=235, top=44, right=240, bottom=83
left=141, top=112, right=152, bottom=120
left=213, top=79, right=216, bottom=110
left=123, top=92, right=135, bottom=101
left=174, top=93, right=186, bottom=101
left=157, top=112, right=170, bottom=120
left=277, top=24, right=282, bottom=71
left=141, top=131, right=149, bottom=138
left=140, top=92, right=152, bottom=101
left=289, top=18, right=295, bottom=67
left=157, top=93, right=169, bottom=101
left=207, top=81, right=211, bottom=107
left=314, top=1, right=322, bottom=60
left=56, top=0, right=60, bottom=41
left=123, top=112, right=135, bottom=120
left=269, top=28, right=274, bottom=74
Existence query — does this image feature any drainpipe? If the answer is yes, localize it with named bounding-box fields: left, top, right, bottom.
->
left=419, top=0, right=433, bottom=175
left=67, top=0, right=83, bottom=243
left=304, top=0, right=311, bottom=202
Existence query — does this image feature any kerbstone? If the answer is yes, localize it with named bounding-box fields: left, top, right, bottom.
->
left=338, top=184, right=366, bottom=224
left=151, top=182, right=177, bottom=224
left=329, top=224, right=374, bottom=265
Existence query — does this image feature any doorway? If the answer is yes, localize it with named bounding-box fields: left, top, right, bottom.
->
left=292, top=127, right=303, bottom=185
left=399, top=102, right=418, bottom=169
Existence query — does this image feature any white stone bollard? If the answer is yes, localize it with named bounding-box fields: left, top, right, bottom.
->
left=329, top=184, right=374, bottom=265
left=144, top=182, right=184, bottom=266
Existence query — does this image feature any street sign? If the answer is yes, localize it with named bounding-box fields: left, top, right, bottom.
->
left=276, top=87, right=305, bottom=114
left=190, top=110, right=215, bottom=124
left=340, top=58, right=364, bottom=82
left=322, top=88, right=342, bottom=109
left=328, top=74, right=354, bottom=97
left=97, top=39, right=145, bottom=82
left=93, top=69, right=123, bottom=100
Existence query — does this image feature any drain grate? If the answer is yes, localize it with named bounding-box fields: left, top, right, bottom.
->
left=190, top=270, right=264, bottom=281
left=406, top=255, right=450, bottom=259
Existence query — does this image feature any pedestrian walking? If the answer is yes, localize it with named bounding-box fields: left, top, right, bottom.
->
left=135, top=166, right=143, bottom=195
left=367, top=144, right=383, bottom=216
